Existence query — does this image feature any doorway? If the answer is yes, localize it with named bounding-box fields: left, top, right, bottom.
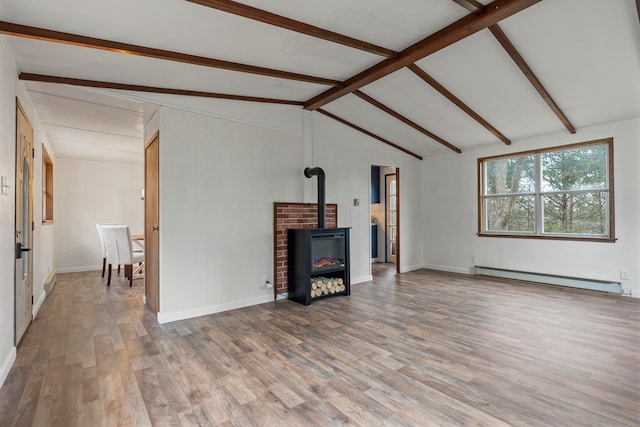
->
left=370, top=165, right=399, bottom=277
left=15, top=101, right=34, bottom=345
left=144, top=132, right=160, bottom=315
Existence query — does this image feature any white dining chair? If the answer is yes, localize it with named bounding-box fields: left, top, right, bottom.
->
left=101, top=225, right=144, bottom=287
left=96, top=223, right=115, bottom=278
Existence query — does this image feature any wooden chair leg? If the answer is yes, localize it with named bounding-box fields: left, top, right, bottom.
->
left=125, top=264, right=133, bottom=287
left=102, top=258, right=106, bottom=277
left=107, top=264, right=112, bottom=286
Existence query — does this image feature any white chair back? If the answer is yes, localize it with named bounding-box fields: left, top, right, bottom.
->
left=101, top=225, right=135, bottom=265
left=96, top=223, right=115, bottom=257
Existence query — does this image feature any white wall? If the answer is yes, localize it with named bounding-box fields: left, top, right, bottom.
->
left=0, top=37, right=18, bottom=388
left=423, top=117, right=640, bottom=296
left=157, top=106, right=303, bottom=322
left=54, top=158, right=143, bottom=272
left=145, top=99, right=423, bottom=323
left=0, top=37, right=57, bottom=388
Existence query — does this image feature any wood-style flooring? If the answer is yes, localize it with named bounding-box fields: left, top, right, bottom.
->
left=0, top=264, right=638, bottom=426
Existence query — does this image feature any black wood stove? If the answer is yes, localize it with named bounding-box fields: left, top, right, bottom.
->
left=287, top=167, right=350, bottom=305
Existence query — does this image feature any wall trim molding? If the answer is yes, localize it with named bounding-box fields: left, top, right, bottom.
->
left=399, top=264, right=424, bottom=274
left=0, top=346, right=16, bottom=389
left=33, top=290, right=46, bottom=318
left=56, top=266, right=101, bottom=274
left=157, top=294, right=274, bottom=324
left=422, top=264, right=474, bottom=275
left=351, top=275, right=373, bottom=284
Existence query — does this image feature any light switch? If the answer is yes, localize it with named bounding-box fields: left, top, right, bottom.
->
left=1, top=176, right=9, bottom=195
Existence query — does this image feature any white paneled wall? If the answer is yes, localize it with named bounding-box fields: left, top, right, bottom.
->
left=0, top=40, right=57, bottom=388
left=422, top=117, right=640, bottom=296
left=158, top=107, right=303, bottom=322
left=54, top=158, right=143, bottom=272
left=155, top=104, right=424, bottom=322
left=0, top=38, right=18, bottom=388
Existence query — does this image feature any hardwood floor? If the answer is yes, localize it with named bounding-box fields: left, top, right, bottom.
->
left=1, top=266, right=638, bottom=426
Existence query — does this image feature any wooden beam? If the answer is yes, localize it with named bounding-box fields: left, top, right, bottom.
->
left=316, top=109, right=423, bottom=160
left=353, top=90, right=461, bottom=153
left=19, top=73, right=304, bottom=105
left=0, top=20, right=339, bottom=87
left=488, top=25, right=576, bottom=134
left=407, top=64, right=510, bottom=145
left=304, top=0, right=542, bottom=110
left=450, top=1, right=576, bottom=134
left=636, top=0, right=640, bottom=27
left=186, top=0, right=397, bottom=58
left=451, top=0, right=486, bottom=12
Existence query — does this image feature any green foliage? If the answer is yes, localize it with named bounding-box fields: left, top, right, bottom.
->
left=484, top=143, right=609, bottom=236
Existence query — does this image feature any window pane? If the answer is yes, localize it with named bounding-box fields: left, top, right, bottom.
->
left=485, top=155, right=535, bottom=195
left=486, top=195, right=535, bottom=233
left=542, top=144, right=607, bottom=192
left=543, top=192, right=608, bottom=235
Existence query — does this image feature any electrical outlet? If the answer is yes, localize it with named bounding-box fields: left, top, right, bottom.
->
left=620, top=269, right=630, bottom=280
left=264, top=274, right=273, bottom=288
left=353, top=198, right=360, bottom=206
left=471, top=255, right=478, bottom=264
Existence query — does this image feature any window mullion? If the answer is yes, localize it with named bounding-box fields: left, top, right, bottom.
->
left=535, top=153, right=542, bottom=235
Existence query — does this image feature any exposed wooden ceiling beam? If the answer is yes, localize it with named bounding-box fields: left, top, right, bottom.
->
left=449, top=1, right=576, bottom=134
left=0, top=20, right=339, bottom=87
left=488, top=25, right=575, bottom=134
left=451, top=0, right=486, bottom=13
left=317, top=109, right=423, bottom=160
left=407, top=64, right=511, bottom=145
left=353, top=90, right=461, bottom=153
left=185, top=0, right=397, bottom=58
left=304, top=0, right=542, bottom=110
left=19, top=73, right=304, bottom=105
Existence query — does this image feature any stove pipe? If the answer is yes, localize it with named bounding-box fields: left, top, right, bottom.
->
left=304, top=167, right=325, bottom=229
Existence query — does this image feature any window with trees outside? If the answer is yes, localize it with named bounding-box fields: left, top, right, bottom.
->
left=478, top=138, right=614, bottom=242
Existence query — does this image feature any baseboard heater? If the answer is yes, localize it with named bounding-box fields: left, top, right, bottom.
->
left=44, top=271, right=57, bottom=295
left=474, top=266, right=621, bottom=294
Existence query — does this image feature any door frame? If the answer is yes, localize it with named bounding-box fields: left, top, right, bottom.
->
left=15, top=99, right=34, bottom=346
left=384, top=171, right=400, bottom=273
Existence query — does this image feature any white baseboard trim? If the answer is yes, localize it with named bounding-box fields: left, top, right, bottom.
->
left=475, top=266, right=622, bottom=294
left=33, top=291, right=46, bottom=318
left=56, top=266, right=101, bottom=274
left=399, top=264, right=423, bottom=274
left=275, top=292, right=288, bottom=300
left=44, top=270, right=56, bottom=295
left=0, top=347, right=16, bottom=389
left=157, top=294, right=274, bottom=324
left=422, top=264, right=474, bottom=275
left=352, top=275, right=373, bottom=284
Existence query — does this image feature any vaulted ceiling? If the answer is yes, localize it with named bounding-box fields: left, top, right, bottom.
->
left=1, top=0, right=639, bottom=162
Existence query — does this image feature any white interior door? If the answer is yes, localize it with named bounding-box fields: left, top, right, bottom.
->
left=386, top=173, right=397, bottom=264
left=15, top=103, right=34, bottom=345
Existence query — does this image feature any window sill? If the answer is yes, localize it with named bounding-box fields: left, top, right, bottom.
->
left=42, top=220, right=54, bottom=225
left=477, top=233, right=616, bottom=243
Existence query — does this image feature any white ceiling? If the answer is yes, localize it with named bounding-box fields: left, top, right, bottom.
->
left=1, top=0, right=639, bottom=162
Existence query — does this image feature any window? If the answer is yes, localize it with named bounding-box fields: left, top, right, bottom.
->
left=42, top=145, right=54, bottom=224
left=478, top=138, right=614, bottom=242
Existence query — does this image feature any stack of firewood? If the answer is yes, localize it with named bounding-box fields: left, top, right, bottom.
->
left=310, top=277, right=346, bottom=298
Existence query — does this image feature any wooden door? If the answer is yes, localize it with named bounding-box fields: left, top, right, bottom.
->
left=144, top=133, right=160, bottom=314
left=15, top=102, right=33, bottom=344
